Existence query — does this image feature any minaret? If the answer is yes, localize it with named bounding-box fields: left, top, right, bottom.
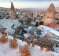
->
left=9, top=2, right=16, bottom=19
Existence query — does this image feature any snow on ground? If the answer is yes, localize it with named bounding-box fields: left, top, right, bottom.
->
left=31, top=21, right=36, bottom=25
left=54, top=47, right=59, bottom=53
left=0, top=39, right=59, bottom=56
left=0, top=19, right=21, bottom=34
left=0, top=42, right=20, bottom=56
left=24, top=33, right=31, bottom=39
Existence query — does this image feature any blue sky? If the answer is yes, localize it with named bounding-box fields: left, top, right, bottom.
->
left=0, top=0, right=59, bottom=8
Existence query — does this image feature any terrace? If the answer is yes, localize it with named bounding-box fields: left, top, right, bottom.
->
left=0, top=32, right=59, bottom=56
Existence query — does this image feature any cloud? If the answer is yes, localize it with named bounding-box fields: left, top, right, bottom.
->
left=0, top=0, right=59, bottom=8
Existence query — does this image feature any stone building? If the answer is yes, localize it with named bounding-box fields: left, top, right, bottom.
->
left=9, top=2, right=16, bottom=19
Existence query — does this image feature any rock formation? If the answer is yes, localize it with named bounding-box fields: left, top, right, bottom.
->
left=9, top=2, right=16, bottom=19
left=44, top=3, right=56, bottom=24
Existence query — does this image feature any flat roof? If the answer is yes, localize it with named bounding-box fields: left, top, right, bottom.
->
left=38, top=25, right=59, bottom=36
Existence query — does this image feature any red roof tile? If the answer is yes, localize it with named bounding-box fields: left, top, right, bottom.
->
left=44, top=23, right=59, bottom=28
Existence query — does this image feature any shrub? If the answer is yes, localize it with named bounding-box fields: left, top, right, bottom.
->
left=39, top=21, right=44, bottom=25
left=15, top=26, right=23, bottom=34
left=19, top=20, right=23, bottom=23
left=9, top=38, right=18, bottom=48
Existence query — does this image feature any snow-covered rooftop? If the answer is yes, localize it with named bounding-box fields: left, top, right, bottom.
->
left=37, top=25, right=53, bottom=31
left=0, top=19, right=21, bottom=34
left=37, top=25, right=59, bottom=36
left=0, top=24, right=4, bottom=29
left=49, top=29, right=59, bottom=36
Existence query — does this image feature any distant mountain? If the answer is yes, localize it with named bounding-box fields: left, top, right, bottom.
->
left=0, top=7, right=59, bottom=12
left=19, top=8, right=47, bottom=11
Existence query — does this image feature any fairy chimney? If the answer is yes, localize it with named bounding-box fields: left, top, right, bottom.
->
left=44, top=3, right=56, bottom=24
left=9, top=2, right=16, bottom=19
